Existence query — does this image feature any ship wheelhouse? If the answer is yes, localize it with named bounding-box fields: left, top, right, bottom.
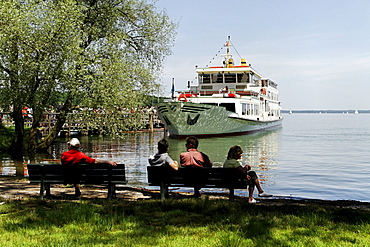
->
left=192, top=65, right=263, bottom=97
left=186, top=62, right=281, bottom=120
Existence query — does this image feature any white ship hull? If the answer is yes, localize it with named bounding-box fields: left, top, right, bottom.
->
left=157, top=102, right=282, bottom=137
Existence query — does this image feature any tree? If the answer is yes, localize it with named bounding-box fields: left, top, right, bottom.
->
left=0, top=0, right=177, bottom=157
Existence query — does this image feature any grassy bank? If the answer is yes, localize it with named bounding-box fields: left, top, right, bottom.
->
left=0, top=198, right=369, bottom=246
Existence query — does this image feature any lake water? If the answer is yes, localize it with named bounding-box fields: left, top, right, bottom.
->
left=1, top=113, right=370, bottom=202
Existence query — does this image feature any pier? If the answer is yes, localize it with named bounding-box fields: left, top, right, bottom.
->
left=0, top=112, right=163, bottom=137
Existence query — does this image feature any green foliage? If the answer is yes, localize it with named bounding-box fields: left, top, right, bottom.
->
left=0, top=0, right=83, bottom=110
left=0, top=125, right=30, bottom=152
left=0, top=124, right=13, bottom=152
left=0, top=199, right=370, bottom=246
left=0, top=0, right=178, bottom=151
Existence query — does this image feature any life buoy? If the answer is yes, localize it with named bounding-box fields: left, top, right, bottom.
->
left=223, top=93, right=240, bottom=98
left=178, top=93, right=197, bottom=102
left=260, top=88, right=267, bottom=95
left=22, top=106, right=28, bottom=117
left=178, top=94, right=188, bottom=102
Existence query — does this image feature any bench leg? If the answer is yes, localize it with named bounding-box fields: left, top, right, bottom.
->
left=160, top=181, right=169, bottom=199
left=107, top=184, right=116, bottom=200
left=39, top=183, right=51, bottom=200
left=194, top=187, right=201, bottom=198
left=39, top=182, right=45, bottom=200
left=229, top=188, right=235, bottom=201
left=45, top=183, right=51, bottom=197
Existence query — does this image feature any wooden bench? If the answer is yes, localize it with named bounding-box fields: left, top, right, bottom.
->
left=27, top=163, right=127, bottom=200
left=147, top=166, right=251, bottom=200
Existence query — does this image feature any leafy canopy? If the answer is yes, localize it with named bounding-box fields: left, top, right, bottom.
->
left=0, top=0, right=177, bottom=138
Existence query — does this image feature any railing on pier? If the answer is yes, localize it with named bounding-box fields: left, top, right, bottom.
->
left=0, top=112, right=163, bottom=137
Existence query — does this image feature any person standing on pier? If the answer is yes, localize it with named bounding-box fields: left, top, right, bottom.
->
left=61, top=138, right=117, bottom=196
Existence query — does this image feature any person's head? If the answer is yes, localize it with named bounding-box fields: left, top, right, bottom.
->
left=227, top=145, right=243, bottom=160
left=185, top=136, right=199, bottom=149
left=157, top=139, right=169, bottom=153
left=68, top=138, right=80, bottom=150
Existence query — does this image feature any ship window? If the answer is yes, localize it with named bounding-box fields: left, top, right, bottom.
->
left=220, top=103, right=235, bottom=113
left=212, top=73, right=223, bottom=83
left=247, top=104, right=251, bottom=115
left=242, top=103, right=247, bottom=115
left=236, top=85, right=246, bottom=89
left=237, top=73, right=249, bottom=83
left=252, top=74, right=260, bottom=85
left=200, top=74, right=211, bottom=84
left=224, top=73, right=236, bottom=83
left=254, top=104, right=259, bottom=115
left=262, top=79, right=268, bottom=87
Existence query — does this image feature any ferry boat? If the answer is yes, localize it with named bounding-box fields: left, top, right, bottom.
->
left=156, top=37, right=283, bottom=137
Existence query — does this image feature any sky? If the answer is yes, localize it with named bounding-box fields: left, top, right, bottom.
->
left=154, top=0, right=370, bottom=110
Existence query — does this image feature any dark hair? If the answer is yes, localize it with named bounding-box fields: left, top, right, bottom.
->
left=158, top=139, right=169, bottom=153
left=185, top=136, right=198, bottom=149
left=227, top=145, right=243, bottom=160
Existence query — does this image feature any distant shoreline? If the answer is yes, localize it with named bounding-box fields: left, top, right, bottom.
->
left=282, top=110, right=369, bottom=114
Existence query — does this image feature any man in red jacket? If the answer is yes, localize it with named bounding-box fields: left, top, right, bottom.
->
left=61, top=138, right=116, bottom=196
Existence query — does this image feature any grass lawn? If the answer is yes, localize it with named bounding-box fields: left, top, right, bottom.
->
left=0, top=197, right=369, bottom=246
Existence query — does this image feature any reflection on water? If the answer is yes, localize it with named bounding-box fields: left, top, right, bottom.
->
left=0, top=129, right=281, bottom=196
left=0, top=156, right=27, bottom=176
left=167, top=129, right=281, bottom=187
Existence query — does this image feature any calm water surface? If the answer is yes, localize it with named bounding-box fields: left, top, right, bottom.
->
left=1, top=113, right=370, bottom=202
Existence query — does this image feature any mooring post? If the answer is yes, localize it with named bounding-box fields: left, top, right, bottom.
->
left=149, top=112, right=154, bottom=132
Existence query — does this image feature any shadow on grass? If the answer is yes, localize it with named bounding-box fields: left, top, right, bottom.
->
left=2, top=195, right=370, bottom=246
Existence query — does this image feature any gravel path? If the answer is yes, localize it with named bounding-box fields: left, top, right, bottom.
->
left=0, top=178, right=155, bottom=201
left=2, top=177, right=370, bottom=210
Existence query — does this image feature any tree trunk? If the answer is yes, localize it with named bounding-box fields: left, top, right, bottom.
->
left=9, top=106, right=24, bottom=160
left=36, top=115, right=66, bottom=153
left=37, top=98, right=71, bottom=153
left=8, top=38, right=24, bottom=159
left=28, top=111, right=42, bottom=156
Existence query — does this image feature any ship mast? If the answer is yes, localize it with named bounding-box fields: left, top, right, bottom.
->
left=221, top=36, right=233, bottom=68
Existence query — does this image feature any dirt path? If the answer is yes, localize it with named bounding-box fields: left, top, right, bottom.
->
left=2, top=177, right=370, bottom=210
left=0, top=177, right=207, bottom=201
left=0, top=177, right=156, bottom=201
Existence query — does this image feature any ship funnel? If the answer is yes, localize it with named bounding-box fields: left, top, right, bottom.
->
left=227, top=58, right=234, bottom=68
left=241, top=58, right=247, bottom=66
